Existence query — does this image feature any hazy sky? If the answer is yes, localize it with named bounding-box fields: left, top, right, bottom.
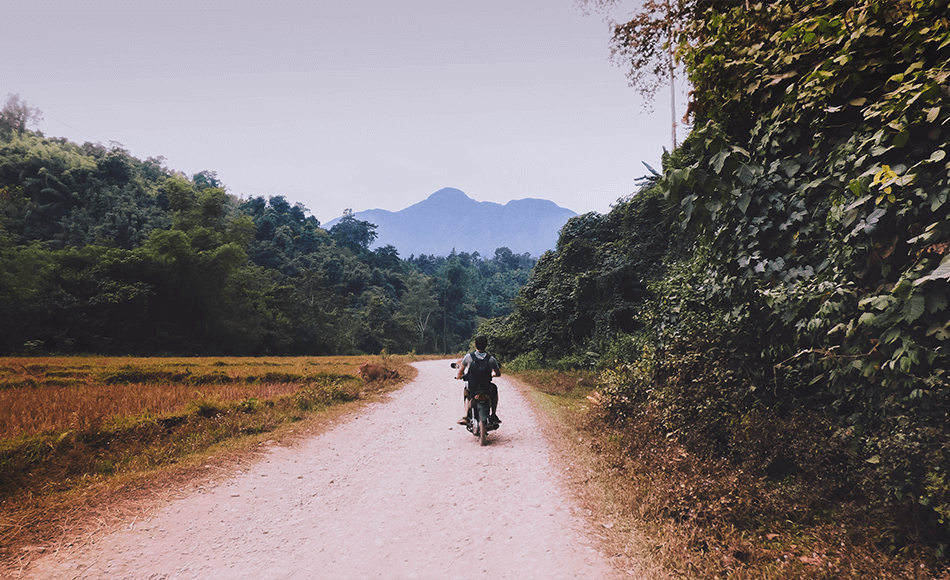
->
left=3, top=1, right=689, bottom=224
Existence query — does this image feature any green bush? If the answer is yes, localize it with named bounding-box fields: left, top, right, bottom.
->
left=506, top=350, right=545, bottom=372
left=187, top=397, right=226, bottom=418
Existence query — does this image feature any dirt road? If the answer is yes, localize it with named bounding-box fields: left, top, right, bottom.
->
left=24, top=359, right=614, bottom=579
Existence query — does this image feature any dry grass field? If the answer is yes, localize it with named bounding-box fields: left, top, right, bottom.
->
left=0, top=356, right=370, bottom=437
left=0, top=354, right=421, bottom=574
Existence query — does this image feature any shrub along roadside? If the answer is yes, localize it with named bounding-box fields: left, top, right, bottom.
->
left=514, top=369, right=947, bottom=580
left=0, top=355, right=416, bottom=573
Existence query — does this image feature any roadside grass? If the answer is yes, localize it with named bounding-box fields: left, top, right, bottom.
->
left=514, top=369, right=948, bottom=580
left=0, top=354, right=418, bottom=574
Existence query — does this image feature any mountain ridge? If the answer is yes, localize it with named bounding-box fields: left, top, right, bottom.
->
left=325, top=188, right=577, bottom=258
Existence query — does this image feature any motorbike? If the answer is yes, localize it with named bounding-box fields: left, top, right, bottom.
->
left=452, top=362, right=499, bottom=446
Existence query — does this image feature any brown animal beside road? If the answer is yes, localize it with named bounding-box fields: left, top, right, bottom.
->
left=356, top=362, right=398, bottom=382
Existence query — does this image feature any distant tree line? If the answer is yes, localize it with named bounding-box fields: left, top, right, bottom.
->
left=0, top=97, right=534, bottom=356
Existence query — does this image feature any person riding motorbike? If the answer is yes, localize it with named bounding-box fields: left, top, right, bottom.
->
left=455, top=335, right=501, bottom=425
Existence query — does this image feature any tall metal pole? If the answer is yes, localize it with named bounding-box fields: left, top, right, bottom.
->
left=668, top=22, right=677, bottom=150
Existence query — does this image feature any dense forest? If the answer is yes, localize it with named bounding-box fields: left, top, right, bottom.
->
left=0, top=105, right=534, bottom=356
left=483, top=0, right=950, bottom=554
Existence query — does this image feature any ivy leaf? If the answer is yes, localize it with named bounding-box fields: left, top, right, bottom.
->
left=903, top=293, right=926, bottom=323
left=711, top=149, right=730, bottom=174
left=768, top=71, right=797, bottom=85
left=914, top=254, right=950, bottom=286
left=930, top=149, right=946, bottom=163
left=927, top=292, right=948, bottom=313
left=737, top=163, right=756, bottom=186
left=681, top=194, right=695, bottom=222
left=932, top=191, right=947, bottom=212
left=899, top=356, right=912, bottom=374
left=737, top=192, right=752, bottom=214
left=927, top=107, right=940, bottom=123
left=859, top=295, right=894, bottom=310
left=927, top=320, right=950, bottom=340
left=828, top=323, right=847, bottom=335
left=881, top=327, right=903, bottom=345
left=843, top=206, right=860, bottom=225
left=863, top=207, right=887, bottom=233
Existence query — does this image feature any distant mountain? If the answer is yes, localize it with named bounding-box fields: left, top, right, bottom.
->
left=325, top=188, right=577, bottom=258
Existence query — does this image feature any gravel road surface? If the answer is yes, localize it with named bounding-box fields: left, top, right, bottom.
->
left=24, top=359, right=614, bottom=579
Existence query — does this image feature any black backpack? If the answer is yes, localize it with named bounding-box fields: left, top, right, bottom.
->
left=466, top=352, right=493, bottom=394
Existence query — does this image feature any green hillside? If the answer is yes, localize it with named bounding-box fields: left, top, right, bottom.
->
left=0, top=119, right=534, bottom=356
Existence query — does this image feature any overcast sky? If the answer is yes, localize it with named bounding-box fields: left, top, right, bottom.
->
left=3, top=1, right=689, bottom=225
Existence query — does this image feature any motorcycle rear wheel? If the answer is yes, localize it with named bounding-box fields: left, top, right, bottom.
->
left=478, top=419, right=488, bottom=446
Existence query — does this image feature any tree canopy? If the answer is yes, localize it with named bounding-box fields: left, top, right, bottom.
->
left=0, top=93, right=43, bottom=137
left=0, top=123, right=536, bottom=356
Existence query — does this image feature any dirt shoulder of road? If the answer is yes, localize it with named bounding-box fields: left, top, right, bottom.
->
left=511, top=373, right=669, bottom=580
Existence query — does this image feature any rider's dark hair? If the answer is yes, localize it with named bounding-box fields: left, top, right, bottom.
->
left=474, top=335, right=488, bottom=351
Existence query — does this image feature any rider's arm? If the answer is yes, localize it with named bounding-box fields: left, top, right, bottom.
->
left=492, top=357, right=501, bottom=377
left=456, top=357, right=467, bottom=380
